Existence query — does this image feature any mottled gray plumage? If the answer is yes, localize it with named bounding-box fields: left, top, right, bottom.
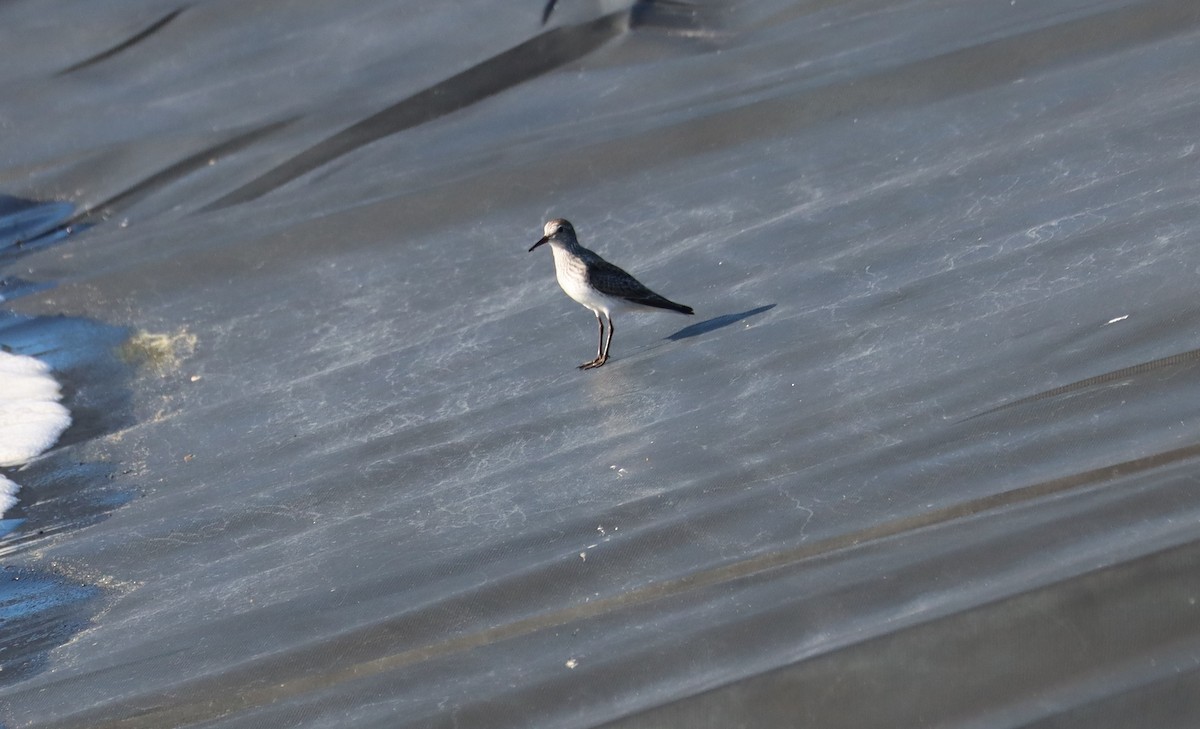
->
left=586, top=257, right=694, bottom=313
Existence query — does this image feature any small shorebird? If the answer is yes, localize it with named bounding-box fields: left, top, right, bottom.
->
left=529, top=219, right=693, bottom=369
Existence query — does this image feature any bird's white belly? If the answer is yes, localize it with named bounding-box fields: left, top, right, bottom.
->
left=557, top=265, right=618, bottom=313
left=552, top=247, right=624, bottom=315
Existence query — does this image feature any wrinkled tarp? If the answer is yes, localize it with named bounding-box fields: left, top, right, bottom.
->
left=2, top=0, right=1200, bottom=726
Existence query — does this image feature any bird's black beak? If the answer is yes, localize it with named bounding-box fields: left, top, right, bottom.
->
left=529, top=236, right=548, bottom=252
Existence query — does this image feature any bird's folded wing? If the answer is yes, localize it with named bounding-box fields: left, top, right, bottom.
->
left=586, top=260, right=653, bottom=298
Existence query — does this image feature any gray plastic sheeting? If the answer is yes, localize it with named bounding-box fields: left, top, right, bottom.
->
left=2, top=0, right=1200, bottom=726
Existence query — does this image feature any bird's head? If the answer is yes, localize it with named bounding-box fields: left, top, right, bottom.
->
left=529, top=218, right=575, bottom=252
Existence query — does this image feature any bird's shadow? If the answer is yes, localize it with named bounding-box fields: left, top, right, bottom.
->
left=666, top=304, right=775, bottom=341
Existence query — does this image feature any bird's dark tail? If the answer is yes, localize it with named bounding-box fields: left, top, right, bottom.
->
left=635, top=293, right=693, bottom=315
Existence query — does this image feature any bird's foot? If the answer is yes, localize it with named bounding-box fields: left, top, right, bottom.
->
left=578, top=355, right=609, bottom=370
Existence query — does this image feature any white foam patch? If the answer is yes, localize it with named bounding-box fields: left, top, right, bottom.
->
left=0, top=351, right=72, bottom=518
left=0, top=474, right=19, bottom=516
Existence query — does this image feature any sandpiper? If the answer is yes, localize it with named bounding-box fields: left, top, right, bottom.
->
left=529, top=219, right=693, bottom=369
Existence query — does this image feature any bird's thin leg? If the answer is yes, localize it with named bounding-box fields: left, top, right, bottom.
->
left=583, top=315, right=614, bottom=369
left=599, top=315, right=614, bottom=366
left=580, top=312, right=605, bottom=369
left=595, top=312, right=607, bottom=362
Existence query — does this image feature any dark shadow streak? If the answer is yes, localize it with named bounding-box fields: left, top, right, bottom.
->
left=1, top=119, right=294, bottom=256
left=520, top=0, right=1200, bottom=188
left=958, top=347, right=1200, bottom=423
left=202, top=11, right=628, bottom=212
left=667, top=304, right=774, bottom=341
left=68, top=118, right=295, bottom=227
left=57, top=7, right=186, bottom=76
left=544, top=0, right=698, bottom=27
